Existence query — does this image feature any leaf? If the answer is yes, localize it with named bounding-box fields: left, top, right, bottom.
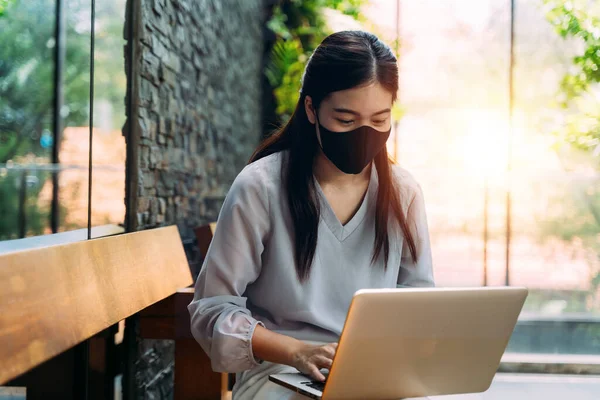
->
left=265, top=38, right=303, bottom=88
left=266, top=0, right=367, bottom=122
left=0, top=0, right=17, bottom=16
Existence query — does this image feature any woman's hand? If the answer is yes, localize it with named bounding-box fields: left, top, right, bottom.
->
left=288, top=342, right=338, bottom=382
left=252, top=325, right=338, bottom=381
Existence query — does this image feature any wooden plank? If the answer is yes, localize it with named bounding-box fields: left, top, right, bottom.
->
left=0, top=225, right=193, bottom=384
left=139, top=225, right=227, bottom=399
left=0, top=224, right=125, bottom=255
left=137, top=287, right=227, bottom=399
left=174, top=288, right=195, bottom=339
left=4, top=345, right=77, bottom=399
left=139, top=292, right=177, bottom=317
left=174, top=338, right=225, bottom=400
left=194, top=223, right=216, bottom=258
left=139, top=316, right=176, bottom=339
left=139, top=289, right=196, bottom=340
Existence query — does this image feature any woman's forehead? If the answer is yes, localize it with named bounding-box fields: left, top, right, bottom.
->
left=324, top=82, right=393, bottom=113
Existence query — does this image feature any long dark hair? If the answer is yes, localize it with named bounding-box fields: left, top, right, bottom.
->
left=250, top=30, right=418, bottom=282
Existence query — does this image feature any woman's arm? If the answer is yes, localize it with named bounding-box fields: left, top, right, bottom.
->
left=188, top=164, right=270, bottom=373
left=252, top=324, right=301, bottom=366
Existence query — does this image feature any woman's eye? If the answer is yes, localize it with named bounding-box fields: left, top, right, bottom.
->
left=337, top=119, right=354, bottom=125
left=373, top=119, right=387, bottom=125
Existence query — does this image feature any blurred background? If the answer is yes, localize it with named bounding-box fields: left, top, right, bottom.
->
left=1, top=0, right=599, bottom=364
left=266, top=0, right=600, bottom=322
left=0, top=0, right=127, bottom=237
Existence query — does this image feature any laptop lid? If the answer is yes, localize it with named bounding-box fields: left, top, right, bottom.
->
left=321, top=287, right=528, bottom=400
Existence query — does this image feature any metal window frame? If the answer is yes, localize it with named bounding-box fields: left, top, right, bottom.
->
left=50, top=0, right=65, bottom=235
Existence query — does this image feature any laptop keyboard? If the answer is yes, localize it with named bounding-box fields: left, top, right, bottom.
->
left=301, top=380, right=326, bottom=392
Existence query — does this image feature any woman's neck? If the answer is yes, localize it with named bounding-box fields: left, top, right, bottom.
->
left=313, top=151, right=371, bottom=188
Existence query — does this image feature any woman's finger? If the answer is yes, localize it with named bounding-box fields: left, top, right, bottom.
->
left=321, top=345, right=336, bottom=358
left=314, top=355, right=333, bottom=369
left=309, top=365, right=326, bottom=382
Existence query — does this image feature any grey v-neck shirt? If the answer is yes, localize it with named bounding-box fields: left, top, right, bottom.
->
left=188, top=151, right=434, bottom=398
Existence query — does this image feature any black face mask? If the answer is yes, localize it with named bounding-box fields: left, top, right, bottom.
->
left=315, top=114, right=391, bottom=175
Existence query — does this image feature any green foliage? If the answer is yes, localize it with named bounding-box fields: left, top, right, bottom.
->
left=544, top=0, right=600, bottom=154
left=545, top=0, right=600, bottom=99
left=0, top=0, right=92, bottom=164
left=266, top=39, right=306, bottom=116
left=0, top=0, right=15, bottom=16
left=0, top=0, right=125, bottom=238
left=327, top=0, right=363, bottom=20
left=556, top=99, right=600, bottom=153
left=543, top=1, right=600, bottom=309
left=0, top=171, right=48, bottom=240
left=0, top=0, right=79, bottom=238
left=266, top=0, right=366, bottom=121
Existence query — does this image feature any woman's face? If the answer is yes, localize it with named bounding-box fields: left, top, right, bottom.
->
left=306, top=82, right=393, bottom=133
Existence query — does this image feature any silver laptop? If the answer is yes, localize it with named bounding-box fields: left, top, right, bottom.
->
left=269, top=287, right=528, bottom=399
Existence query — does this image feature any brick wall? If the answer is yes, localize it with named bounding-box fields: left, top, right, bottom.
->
left=123, top=0, right=265, bottom=398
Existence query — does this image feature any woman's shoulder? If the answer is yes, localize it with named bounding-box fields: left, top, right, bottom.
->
left=390, top=164, right=423, bottom=205
left=237, top=151, right=284, bottom=183
left=229, top=151, right=285, bottom=200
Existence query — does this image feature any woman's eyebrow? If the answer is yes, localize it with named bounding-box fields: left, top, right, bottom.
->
left=333, top=107, right=360, bottom=115
left=332, top=107, right=391, bottom=116
left=372, top=108, right=391, bottom=116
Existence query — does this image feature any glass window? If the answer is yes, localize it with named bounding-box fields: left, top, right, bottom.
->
left=354, top=0, right=600, bottom=356
left=91, top=0, right=126, bottom=229
left=57, top=0, right=92, bottom=232
left=0, top=0, right=56, bottom=239
left=0, top=0, right=127, bottom=242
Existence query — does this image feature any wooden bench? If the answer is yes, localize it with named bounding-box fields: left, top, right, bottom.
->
left=138, top=222, right=230, bottom=400
left=0, top=225, right=193, bottom=399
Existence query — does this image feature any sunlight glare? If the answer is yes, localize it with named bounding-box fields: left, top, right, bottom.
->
left=459, top=109, right=509, bottom=179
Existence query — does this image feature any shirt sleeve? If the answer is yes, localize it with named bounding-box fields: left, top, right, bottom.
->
left=187, top=165, right=269, bottom=373
left=397, top=183, right=435, bottom=288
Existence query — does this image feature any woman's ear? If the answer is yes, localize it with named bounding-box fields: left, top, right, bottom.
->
left=305, top=95, right=316, bottom=125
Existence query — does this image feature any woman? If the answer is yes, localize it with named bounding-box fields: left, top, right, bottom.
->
left=188, top=30, right=434, bottom=399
